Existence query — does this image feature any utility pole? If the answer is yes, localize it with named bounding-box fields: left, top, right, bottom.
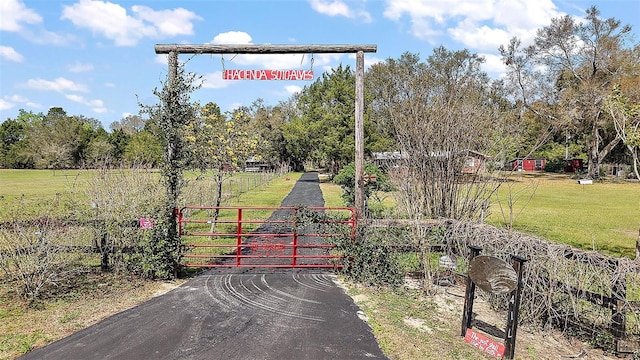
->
left=354, top=50, right=365, bottom=219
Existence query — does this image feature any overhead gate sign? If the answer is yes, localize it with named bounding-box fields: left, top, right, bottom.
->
left=223, top=69, right=314, bottom=80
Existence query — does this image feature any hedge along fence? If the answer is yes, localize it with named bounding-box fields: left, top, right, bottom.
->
left=366, top=218, right=640, bottom=354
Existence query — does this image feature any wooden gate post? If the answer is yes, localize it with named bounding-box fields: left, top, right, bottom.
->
left=504, top=255, right=528, bottom=359
left=461, top=245, right=483, bottom=336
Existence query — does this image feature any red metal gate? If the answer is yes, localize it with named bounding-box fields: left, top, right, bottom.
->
left=178, top=206, right=355, bottom=268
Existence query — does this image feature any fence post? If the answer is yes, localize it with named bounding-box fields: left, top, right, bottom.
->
left=236, top=208, right=243, bottom=266
left=292, top=208, right=298, bottom=267
left=611, top=259, right=627, bottom=349
left=100, top=233, right=109, bottom=271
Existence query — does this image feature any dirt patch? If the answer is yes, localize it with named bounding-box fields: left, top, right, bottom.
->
left=403, top=317, right=434, bottom=333
left=428, top=283, right=618, bottom=360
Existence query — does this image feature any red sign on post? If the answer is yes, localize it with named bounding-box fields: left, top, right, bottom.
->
left=223, top=69, right=314, bottom=80
left=139, top=218, right=154, bottom=230
left=464, top=329, right=505, bottom=359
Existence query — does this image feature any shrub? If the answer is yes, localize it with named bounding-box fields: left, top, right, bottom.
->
left=0, top=216, right=83, bottom=302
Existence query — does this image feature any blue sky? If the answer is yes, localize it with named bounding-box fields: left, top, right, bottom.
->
left=1, top=0, right=638, bottom=129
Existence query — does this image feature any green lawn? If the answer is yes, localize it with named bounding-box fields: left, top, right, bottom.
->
left=2, top=169, right=638, bottom=257
left=322, top=172, right=640, bottom=258
left=0, top=169, right=94, bottom=200
left=487, top=173, right=640, bottom=258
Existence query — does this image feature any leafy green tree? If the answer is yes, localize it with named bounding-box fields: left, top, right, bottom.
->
left=0, top=118, right=28, bottom=168
left=333, top=162, right=392, bottom=208
left=108, top=128, right=131, bottom=164
left=25, top=107, right=77, bottom=169
left=298, top=65, right=357, bottom=173
left=0, top=110, right=42, bottom=168
left=138, top=60, right=200, bottom=279
left=246, top=98, right=287, bottom=167
left=123, top=130, right=162, bottom=167
left=184, top=102, right=257, bottom=223
left=281, top=116, right=312, bottom=171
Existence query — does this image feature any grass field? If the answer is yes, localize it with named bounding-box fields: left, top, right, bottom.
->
left=486, top=173, right=640, bottom=258
left=1, top=170, right=628, bottom=359
left=0, top=169, right=93, bottom=200
left=2, top=169, right=637, bottom=257
left=0, top=170, right=300, bottom=359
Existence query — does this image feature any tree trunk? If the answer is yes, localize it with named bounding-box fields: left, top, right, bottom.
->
left=629, top=145, right=640, bottom=180
left=587, top=123, right=600, bottom=179
left=636, top=226, right=640, bottom=261
left=209, top=171, right=225, bottom=235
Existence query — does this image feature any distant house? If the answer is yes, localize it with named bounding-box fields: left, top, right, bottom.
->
left=372, top=150, right=488, bottom=174
left=245, top=156, right=273, bottom=172
left=510, top=158, right=546, bottom=172
left=372, top=151, right=405, bottom=168
left=462, top=150, right=488, bottom=174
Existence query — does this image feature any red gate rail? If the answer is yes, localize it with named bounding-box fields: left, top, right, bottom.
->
left=178, top=206, right=355, bottom=269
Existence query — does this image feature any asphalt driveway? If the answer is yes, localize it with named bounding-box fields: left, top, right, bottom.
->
left=20, top=173, right=387, bottom=360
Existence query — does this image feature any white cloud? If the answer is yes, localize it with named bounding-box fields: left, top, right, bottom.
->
left=65, top=94, right=107, bottom=113
left=212, top=31, right=253, bottom=45
left=309, top=0, right=372, bottom=22
left=0, top=46, right=24, bottom=62
left=65, top=94, right=84, bottom=103
left=131, top=5, right=201, bottom=36
left=24, top=77, right=88, bottom=92
left=200, top=71, right=232, bottom=89
left=104, top=82, right=116, bottom=88
left=0, top=0, right=42, bottom=32
left=479, top=53, right=507, bottom=76
left=155, top=54, right=168, bottom=64
left=61, top=0, right=201, bottom=46
left=383, top=0, right=562, bottom=49
left=284, top=85, right=302, bottom=95
left=1, top=0, right=74, bottom=45
left=310, top=0, right=351, bottom=17
left=448, top=20, right=511, bottom=52
left=0, top=94, right=40, bottom=111
left=0, top=99, right=15, bottom=111
left=8, top=95, right=28, bottom=102
left=68, top=62, right=94, bottom=73
left=211, top=31, right=322, bottom=70
left=26, top=101, right=41, bottom=108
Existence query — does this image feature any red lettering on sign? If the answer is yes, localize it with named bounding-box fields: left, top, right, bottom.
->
left=464, top=329, right=505, bottom=359
left=223, top=69, right=314, bottom=80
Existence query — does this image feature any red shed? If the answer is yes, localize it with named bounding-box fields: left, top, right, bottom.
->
left=510, top=158, right=546, bottom=172
left=564, top=158, right=584, bottom=173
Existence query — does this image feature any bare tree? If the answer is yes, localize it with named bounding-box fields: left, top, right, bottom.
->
left=500, top=6, right=637, bottom=179
left=368, top=49, right=501, bottom=221
left=605, top=84, right=640, bottom=179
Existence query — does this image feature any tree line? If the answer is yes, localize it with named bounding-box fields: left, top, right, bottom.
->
left=1, top=6, right=638, bottom=180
